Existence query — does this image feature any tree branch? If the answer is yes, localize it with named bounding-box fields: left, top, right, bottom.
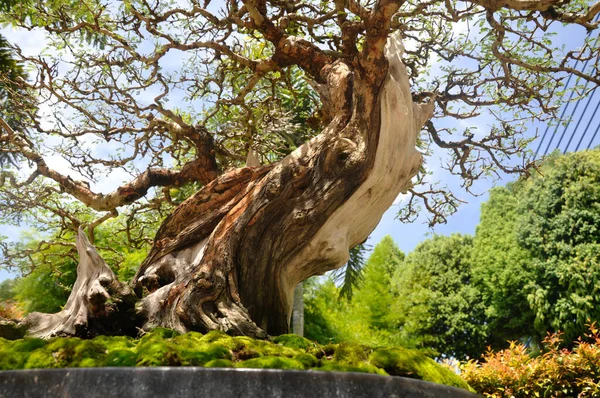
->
left=0, top=117, right=219, bottom=212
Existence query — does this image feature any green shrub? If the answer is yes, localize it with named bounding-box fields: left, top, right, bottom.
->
left=461, top=325, right=600, bottom=397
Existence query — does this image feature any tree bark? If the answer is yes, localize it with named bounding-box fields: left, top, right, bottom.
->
left=3, top=33, right=433, bottom=340
left=132, top=33, right=433, bottom=337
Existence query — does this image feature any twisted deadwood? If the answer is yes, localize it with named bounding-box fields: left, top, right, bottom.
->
left=16, top=228, right=135, bottom=339
left=132, top=33, right=433, bottom=337
left=0, top=33, right=432, bottom=339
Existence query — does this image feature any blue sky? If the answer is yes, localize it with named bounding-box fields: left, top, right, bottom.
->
left=371, top=83, right=600, bottom=256
left=1, top=5, right=600, bottom=282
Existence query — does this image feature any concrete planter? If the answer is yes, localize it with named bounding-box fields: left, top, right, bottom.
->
left=0, top=367, right=479, bottom=397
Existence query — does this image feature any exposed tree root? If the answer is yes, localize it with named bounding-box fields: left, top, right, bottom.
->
left=17, top=228, right=136, bottom=339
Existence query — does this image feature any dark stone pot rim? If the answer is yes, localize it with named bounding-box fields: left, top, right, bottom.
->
left=0, top=367, right=480, bottom=397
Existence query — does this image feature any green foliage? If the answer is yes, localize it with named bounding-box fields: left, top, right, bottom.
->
left=12, top=263, right=74, bottom=314
left=461, top=325, right=600, bottom=397
left=0, top=0, right=16, bottom=12
left=0, top=329, right=472, bottom=391
left=0, top=278, right=23, bottom=318
left=332, top=242, right=368, bottom=301
left=353, top=237, right=403, bottom=330
left=517, top=150, right=600, bottom=343
left=471, top=184, right=538, bottom=349
left=4, top=231, right=78, bottom=314
left=0, top=278, right=15, bottom=301
left=392, top=234, right=487, bottom=360
left=0, top=32, right=35, bottom=166
left=303, top=278, right=343, bottom=344
left=2, top=0, right=108, bottom=48
left=388, top=149, right=600, bottom=359
left=304, top=236, right=408, bottom=347
left=0, top=0, right=35, bottom=165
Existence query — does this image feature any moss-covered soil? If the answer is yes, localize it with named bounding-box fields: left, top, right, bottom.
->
left=0, top=329, right=472, bottom=391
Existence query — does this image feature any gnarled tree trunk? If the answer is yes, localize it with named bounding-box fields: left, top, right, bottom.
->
left=131, top=34, right=432, bottom=337
left=4, top=33, right=432, bottom=340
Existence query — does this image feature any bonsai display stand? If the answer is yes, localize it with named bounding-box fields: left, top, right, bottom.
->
left=0, top=367, right=479, bottom=397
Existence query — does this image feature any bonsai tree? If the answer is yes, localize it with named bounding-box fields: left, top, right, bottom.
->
left=0, top=0, right=599, bottom=339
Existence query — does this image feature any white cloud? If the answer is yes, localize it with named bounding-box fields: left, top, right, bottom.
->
left=1, top=26, right=48, bottom=56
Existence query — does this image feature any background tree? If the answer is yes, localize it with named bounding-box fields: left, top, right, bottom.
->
left=390, top=148, right=600, bottom=358
left=470, top=184, right=539, bottom=348
left=352, top=236, right=403, bottom=332
left=392, top=234, right=487, bottom=359
left=469, top=149, right=600, bottom=349
left=304, top=235, right=406, bottom=347
left=0, top=0, right=598, bottom=339
left=518, top=149, right=600, bottom=343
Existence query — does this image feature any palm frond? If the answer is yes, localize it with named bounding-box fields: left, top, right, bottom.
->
left=332, top=243, right=369, bottom=301
left=0, top=33, right=35, bottom=167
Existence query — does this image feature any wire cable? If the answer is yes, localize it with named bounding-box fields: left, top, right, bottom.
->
left=534, top=14, right=600, bottom=158
left=561, top=87, right=598, bottom=154
left=557, top=29, right=600, bottom=154
left=574, top=92, right=600, bottom=150
left=533, top=72, right=577, bottom=159
left=585, top=120, right=600, bottom=150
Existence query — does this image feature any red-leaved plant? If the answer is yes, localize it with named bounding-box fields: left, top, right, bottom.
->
left=461, top=324, right=600, bottom=397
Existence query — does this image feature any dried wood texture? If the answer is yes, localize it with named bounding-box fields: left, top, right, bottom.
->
left=134, top=33, right=433, bottom=337
left=23, top=228, right=136, bottom=338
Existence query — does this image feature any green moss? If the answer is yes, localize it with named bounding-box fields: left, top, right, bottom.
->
left=273, top=334, right=314, bottom=351
left=333, top=343, right=371, bottom=366
left=0, top=329, right=473, bottom=392
left=134, top=328, right=188, bottom=366
left=136, top=339, right=182, bottom=366
left=20, top=338, right=107, bottom=369
left=204, top=359, right=234, bottom=368
left=369, top=348, right=471, bottom=390
left=204, top=344, right=232, bottom=361
left=24, top=348, right=57, bottom=369
left=47, top=338, right=105, bottom=367
left=233, top=336, right=299, bottom=359
left=199, top=330, right=236, bottom=350
left=179, top=344, right=232, bottom=366
left=78, top=358, right=101, bottom=367
left=318, top=361, right=385, bottom=375
left=10, top=338, right=47, bottom=352
left=320, top=344, right=336, bottom=357
left=104, top=349, right=137, bottom=367
left=293, top=353, right=318, bottom=368
left=236, top=356, right=305, bottom=370
left=171, top=332, right=233, bottom=365
left=93, top=335, right=135, bottom=351
left=0, top=338, right=47, bottom=370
